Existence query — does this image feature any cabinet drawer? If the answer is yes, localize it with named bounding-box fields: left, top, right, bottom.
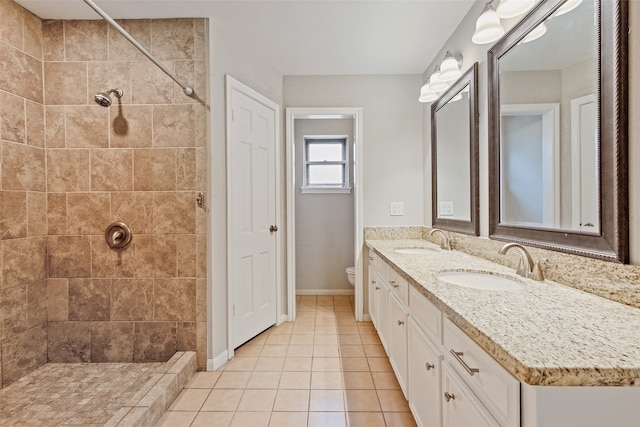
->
left=443, top=318, right=520, bottom=427
left=409, top=286, right=442, bottom=345
left=388, top=266, right=408, bottom=306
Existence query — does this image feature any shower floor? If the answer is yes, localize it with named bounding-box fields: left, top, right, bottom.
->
left=0, top=351, right=196, bottom=426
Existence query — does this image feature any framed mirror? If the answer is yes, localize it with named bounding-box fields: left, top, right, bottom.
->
left=431, top=62, right=479, bottom=235
left=488, top=0, right=628, bottom=262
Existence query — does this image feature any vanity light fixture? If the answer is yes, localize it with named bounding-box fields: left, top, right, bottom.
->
left=554, top=0, right=582, bottom=16
left=439, top=52, right=463, bottom=82
left=472, top=0, right=505, bottom=44
left=419, top=83, right=439, bottom=103
left=496, top=0, right=536, bottom=19
left=520, top=21, right=547, bottom=43
left=427, top=65, right=449, bottom=93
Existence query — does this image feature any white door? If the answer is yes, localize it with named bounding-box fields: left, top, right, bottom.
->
left=228, top=77, right=279, bottom=349
left=571, top=94, right=598, bottom=232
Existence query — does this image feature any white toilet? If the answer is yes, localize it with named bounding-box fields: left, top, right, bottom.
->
left=346, top=266, right=356, bottom=286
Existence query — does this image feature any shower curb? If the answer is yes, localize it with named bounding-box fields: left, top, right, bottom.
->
left=104, top=351, right=197, bottom=427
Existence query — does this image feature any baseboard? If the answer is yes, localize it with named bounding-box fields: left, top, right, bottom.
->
left=296, top=289, right=355, bottom=296
left=363, top=314, right=372, bottom=322
left=278, top=314, right=288, bottom=324
left=208, top=350, right=229, bottom=371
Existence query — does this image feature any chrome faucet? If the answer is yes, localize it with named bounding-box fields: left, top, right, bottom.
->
left=429, top=228, right=453, bottom=250
left=498, top=243, right=545, bottom=281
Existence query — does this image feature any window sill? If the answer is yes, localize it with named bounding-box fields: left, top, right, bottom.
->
left=300, top=187, right=352, bottom=194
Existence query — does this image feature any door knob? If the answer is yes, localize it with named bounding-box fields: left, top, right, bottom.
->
left=269, top=225, right=278, bottom=233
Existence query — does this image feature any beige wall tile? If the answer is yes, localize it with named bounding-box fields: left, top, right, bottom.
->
left=64, top=20, right=108, bottom=61
left=65, top=106, right=109, bottom=148
left=44, top=62, right=87, bottom=105
left=1, top=324, right=47, bottom=387
left=27, top=191, right=47, bottom=237
left=196, top=321, right=206, bottom=370
left=1, top=141, right=46, bottom=191
left=48, top=235, right=91, bottom=278
left=0, top=90, right=26, bottom=143
left=153, top=105, right=195, bottom=147
left=194, top=19, right=206, bottom=60
left=111, top=278, right=153, bottom=321
left=177, top=234, right=196, bottom=277
left=154, top=278, right=196, bottom=321
left=0, top=1, right=23, bottom=49
left=23, top=9, right=43, bottom=61
left=110, top=105, right=153, bottom=148
left=133, top=321, right=177, bottom=362
left=134, top=149, right=176, bottom=191
left=88, top=61, right=131, bottom=105
left=44, top=106, right=65, bottom=147
left=25, top=100, right=44, bottom=148
left=43, top=20, right=64, bottom=61
left=0, top=191, right=27, bottom=239
left=1, top=237, right=46, bottom=288
left=47, top=193, right=67, bottom=235
left=111, top=192, right=154, bottom=234
left=26, top=279, right=48, bottom=328
left=131, top=61, right=173, bottom=104
left=67, top=192, right=110, bottom=235
left=196, top=234, right=207, bottom=279
left=47, top=321, right=91, bottom=362
left=108, top=19, right=151, bottom=61
left=0, top=43, right=43, bottom=103
left=174, top=60, right=207, bottom=104
left=0, top=285, right=27, bottom=340
left=195, top=147, right=206, bottom=190
left=68, top=278, right=111, bottom=321
left=151, top=19, right=194, bottom=60
left=91, top=149, right=133, bottom=191
left=176, top=148, right=196, bottom=190
left=177, top=321, right=196, bottom=351
left=90, top=234, right=136, bottom=278
left=195, top=279, right=206, bottom=323
left=91, top=321, right=134, bottom=362
left=47, top=149, right=90, bottom=192
left=47, top=278, right=69, bottom=321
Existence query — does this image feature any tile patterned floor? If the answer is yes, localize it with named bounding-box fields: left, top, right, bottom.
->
left=156, top=295, right=418, bottom=427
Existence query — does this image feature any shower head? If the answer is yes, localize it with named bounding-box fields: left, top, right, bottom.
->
left=94, top=88, right=123, bottom=107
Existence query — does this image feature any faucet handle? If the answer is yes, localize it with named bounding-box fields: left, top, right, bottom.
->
left=514, top=257, right=528, bottom=277
left=529, top=258, right=547, bottom=281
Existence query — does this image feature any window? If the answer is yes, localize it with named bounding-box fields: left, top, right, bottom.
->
left=302, top=136, right=351, bottom=193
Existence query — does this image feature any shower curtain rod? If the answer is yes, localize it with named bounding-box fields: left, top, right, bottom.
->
left=82, top=0, right=194, bottom=96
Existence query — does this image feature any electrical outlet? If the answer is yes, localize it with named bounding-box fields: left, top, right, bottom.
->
left=439, top=201, right=454, bottom=216
left=390, top=202, right=404, bottom=216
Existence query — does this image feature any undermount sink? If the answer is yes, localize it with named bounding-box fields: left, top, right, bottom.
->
left=393, top=247, right=437, bottom=255
left=436, top=270, right=526, bottom=291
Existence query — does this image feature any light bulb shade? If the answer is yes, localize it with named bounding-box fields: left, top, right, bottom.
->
left=439, top=52, right=463, bottom=82
left=472, top=6, right=505, bottom=44
left=419, top=87, right=438, bottom=103
left=521, top=21, right=547, bottom=43
left=496, top=0, right=536, bottom=19
left=428, top=68, right=449, bottom=93
left=554, top=0, right=582, bottom=16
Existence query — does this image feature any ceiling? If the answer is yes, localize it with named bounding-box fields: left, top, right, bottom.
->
left=15, top=0, right=476, bottom=76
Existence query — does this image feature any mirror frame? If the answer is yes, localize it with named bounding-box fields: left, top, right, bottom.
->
left=488, top=0, right=628, bottom=263
left=431, top=62, right=480, bottom=235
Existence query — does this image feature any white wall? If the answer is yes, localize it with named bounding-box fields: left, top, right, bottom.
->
left=284, top=75, right=424, bottom=227
left=294, top=119, right=354, bottom=292
left=208, top=24, right=283, bottom=359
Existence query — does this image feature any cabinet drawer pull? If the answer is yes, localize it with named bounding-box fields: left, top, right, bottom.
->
left=444, top=392, right=455, bottom=402
left=375, top=287, right=380, bottom=290
left=389, top=280, right=399, bottom=288
left=450, top=350, right=479, bottom=376
left=372, top=280, right=377, bottom=284
left=397, top=320, right=405, bottom=326
left=425, top=362, right=435, bottom=371
left=369, top=256, right=374, bottom=260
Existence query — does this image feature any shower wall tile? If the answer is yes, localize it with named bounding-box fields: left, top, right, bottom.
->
left=43, top=20, right=64, bottom=62
left=47, top=193, right=68, bottom=235
left=64, top=20, right=108, bottom=62
left=194, top=19, right=206, bottom=60
left=48, top=235, right=91, bottom=278
left=0, top=90, right=26, bottom=143
left=195, top=104, right=207, bottom=148
left=0, top=191, right=27, bottom=239
left=153, top=105, right=195, bottom=147
left=109, top=105, right=153, bottom=148
left=44, top=62, right=87, bottom=105
left=108, top=19, right=152, bottom=61
left=111, top=278, right=154, bottom=321
left=177, top=235, right=197, bottom=278
left=131, top=61, right=173, bottom=104
left=150, top=235, right=178, bottom=278
left=174, top=60, right=207, bottom=104
left=1, top=237, right=47, bottom=288
left=47, top=278, right=69, bottom=322
left=153, top=192, right=196, bottom=234
left=0, top=285, right=27, bottom=340
left=151, top=18, right=194, bottom=60
left=176, top=148, right=196, bottom=190
left=134, top=149, right=176, bottom=191
left=110, top=192, right=154, bottom=234
left=47, top=149, right=90, bottom=192
left=91, top=321, right=134, bottom=362
left=26, top=280, right=47, bottom=328
left=0, top=1, right=23, bottom=49
left=47, top=321, right=92, bottom=363
left=177, top=321, right=196, bottom=351
left=87, top=61, right=132, bottom=105
left=196, top=321, right=206, bottom=370
left=90, top=235, right=136, bottom=278
left=68, top=278, right=111, bottom=321
left=67, top=192, right=111, bottom=235
left=91, top=149, right=133, bottom=191
left=0, top=43, right=43, bottom=103
left=133, top=321, right=177, bottom=362
left=26, top=100, right=44, bottom=148
left=23, top=9, right=43, bottom=61
left=1, top=141, right=46, bottom=191
left=154, top=278, right=196, bottom=321
left=195, top=147, right=207, bottom=190
left=27, top=192, right=47, bottom=237
left=196, top=235, right=207, bottom=279
left=44, top=106, right=65, bottom=148
left=1, top=324, right=47, bottom=386
left=65, top=106, right=109, bottom=148
left=196, top=279, right=207, bottom=323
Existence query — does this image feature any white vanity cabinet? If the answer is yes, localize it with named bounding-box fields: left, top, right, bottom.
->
left=442, top=363, right=500, bottom=427
left=388, top=291, right=409, bottom=396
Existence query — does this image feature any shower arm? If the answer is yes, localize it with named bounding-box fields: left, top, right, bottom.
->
left=82, top=0, right=194, bottom=97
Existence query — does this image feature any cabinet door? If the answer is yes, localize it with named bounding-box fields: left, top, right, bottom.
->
left=368, top=266, right=379, bottom=328
left=442, top=363, right=500, bottom=427
left=408, top=319, right=442, bottom=427
left=377, top=280, right=390, bottom=353
left=388, top=292, right=408, bottom=396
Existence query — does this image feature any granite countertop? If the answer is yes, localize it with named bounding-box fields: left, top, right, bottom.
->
left=366, top=238, right=640, bottom=386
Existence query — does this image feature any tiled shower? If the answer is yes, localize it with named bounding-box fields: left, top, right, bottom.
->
left=0, top=0, right=208, bottom=389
